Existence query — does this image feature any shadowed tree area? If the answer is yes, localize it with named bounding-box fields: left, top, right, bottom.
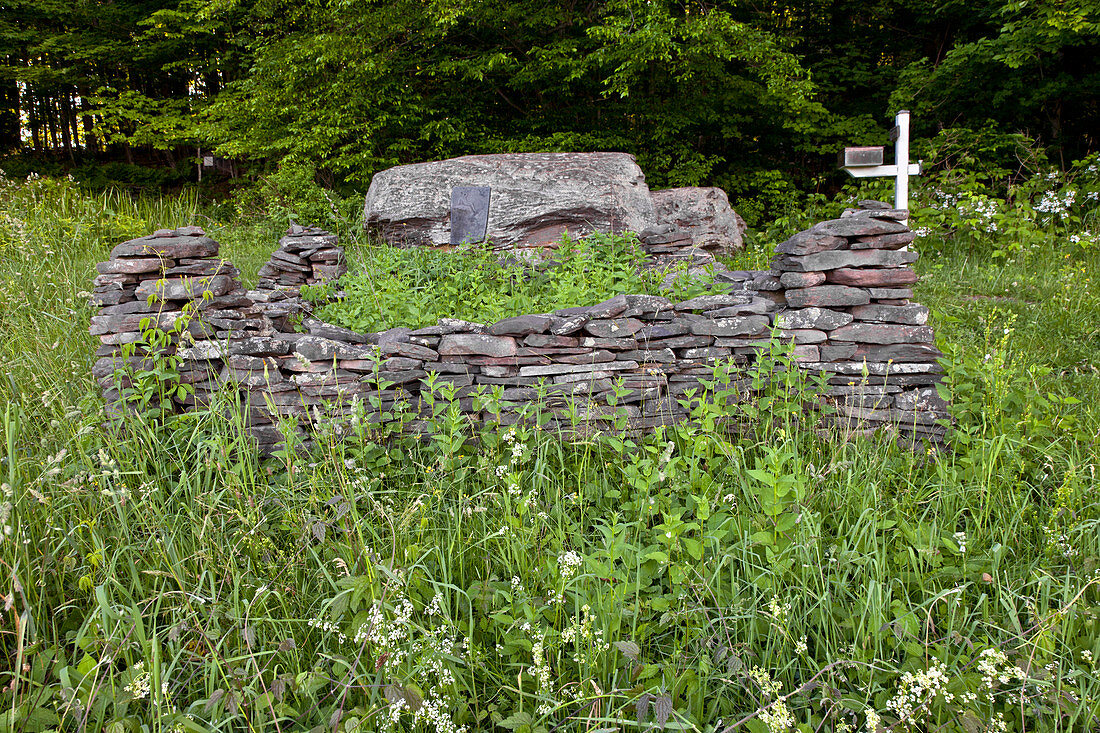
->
left=0, top=0, right=1097, bottom=212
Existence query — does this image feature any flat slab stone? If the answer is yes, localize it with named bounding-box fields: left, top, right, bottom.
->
left=291, top=336, right=376, bottom=361
left=829, top=323, right=934, bottom=344
left=851, top=232, right=917, bottom=250
left=689, top=315, right=770, bottom=337
left=850, top=304, right=929, bottom=325
left=364, top=153, right=657, bottom=248
left=773, top=249, right=918, bottom=272
left=895, top=387, right=950, bottom=412
left=111, top=236, right=219, bottom=260
left=826, top=268, right=919, bottom=287
left=775, top=231, right=847, bottom=256
left=852, top=343, right=943, bottom=362
left=135, top=275, right=232, bottom=301
left=519, top=360, right=639, bottom=378
left=438, top=334, right=518, bottom=357
left=811, top=217, right=909, bottom=238
left=584, top=318, right=644, bottom=338
left=785, top=286, right=870, bottom=308
left=488, top=314, right=554, bottom=336
left=96, top=258, right=167, bottom=275
left=775, top=307, right=853, bottom=331
left=779, top=271, right=826, bottom=288
left=673, top=293, right=752, bottom=311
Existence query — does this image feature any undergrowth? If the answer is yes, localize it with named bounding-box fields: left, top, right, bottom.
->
left=311, top=232, right=720, bottom=332
left=0, top=169, right=1097, bottom=732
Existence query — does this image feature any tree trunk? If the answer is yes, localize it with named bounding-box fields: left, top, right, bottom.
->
left=0, top=74, right=19, bottom=152
left=70, top=96, right=81, bottom=153
left=46, top=95, right=59, bottom=149
left=29, top=90, right=42, bottom=152
left=80, top=95, right=98, bottom=153
left=60, top=92, right=73, bottom=158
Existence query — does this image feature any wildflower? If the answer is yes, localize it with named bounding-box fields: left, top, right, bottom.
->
left=759, top=700, right=794, bottom=732
left=124, top=662, right=151, bottom=700
left=557, top=550, right=583, bottom=580
left=885, top=661, right=952, bottom=723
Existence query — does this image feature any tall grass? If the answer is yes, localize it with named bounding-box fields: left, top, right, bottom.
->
left=0, top=174, right=1097, bottom=732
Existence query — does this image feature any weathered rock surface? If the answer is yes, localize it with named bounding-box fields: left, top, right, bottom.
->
left=650, top=187, right=746, bottom=254
left=363, top=153, right=657, bottom=248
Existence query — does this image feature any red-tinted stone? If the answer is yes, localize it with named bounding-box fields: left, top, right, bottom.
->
left=826, top=268, right=918, bottom=287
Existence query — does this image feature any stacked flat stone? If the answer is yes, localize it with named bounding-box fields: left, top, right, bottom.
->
left=89, top=226, right=270, bottom=417
left=89, top=209, right=950, bottom=454
left=638, top=224, right=716, bottom=270
left=765, top=200, right=948, bottom=437
left=251, top=224, right=347, bottom=330
left=214, top=288, right=783, bottom=451
left=255, top=224, right=345, bottom=290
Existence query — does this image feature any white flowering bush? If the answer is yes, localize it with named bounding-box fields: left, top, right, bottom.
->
left=908, top=151, right=1100, bottom=258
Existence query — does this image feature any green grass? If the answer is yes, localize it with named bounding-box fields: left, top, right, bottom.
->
left=0, top=175, right=1097, bottom=732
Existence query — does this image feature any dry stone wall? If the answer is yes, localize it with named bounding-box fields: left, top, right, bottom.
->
left=88, top=202, right=949, bottom=452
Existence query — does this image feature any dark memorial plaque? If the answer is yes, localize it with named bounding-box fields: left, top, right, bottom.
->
left=450, top=186, right=491, bottom=245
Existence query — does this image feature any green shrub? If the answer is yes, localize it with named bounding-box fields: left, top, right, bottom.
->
left=231, top=158, right=361, bottom=234
left=314, top=231, right=722, bottom=331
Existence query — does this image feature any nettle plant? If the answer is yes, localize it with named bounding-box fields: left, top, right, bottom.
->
left=310, top=231, right=723, bottom=332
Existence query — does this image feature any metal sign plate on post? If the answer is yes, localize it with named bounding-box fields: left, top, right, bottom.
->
left=450, top=186, right=491, bottom=245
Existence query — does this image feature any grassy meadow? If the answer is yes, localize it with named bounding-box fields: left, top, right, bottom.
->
left=0, top=170, right=1098, bottom=733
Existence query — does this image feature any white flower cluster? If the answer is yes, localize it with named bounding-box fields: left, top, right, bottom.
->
left=953, top=531, right=967, bottom=554
left=1035, top=189, right=1076, bottom=221
left=1043, top=524, right=1079, bottom=558
left=530, top=634, right=554, bottom=715
left=976, top=647, right=1024, bottom=693
left=748, top=666, right=782, bottom=698
left=355, top=595, right=468, bottom=733
left=746, top=667, right=792, bottom=731
left=124, top=662, right=151, bottom=700
left=759, top=700, right=794, bottom=733
left=884, top=661, right=951, bottom=724
left=502, top=429, right=527, bottom=465
left=766, top=596, right=792, bottom=628
left=959, top=195, right=1000, bottom=233
left=561, top=604, right=609, bottom=663
left=655, top=441, right=675, bottom=484
left=308, top=617, right=348, bottom=644
left=557, top=550, right=583, bottom=580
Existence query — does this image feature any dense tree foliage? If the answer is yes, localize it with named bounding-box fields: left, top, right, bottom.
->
left=1, top=0, right=1096, bottom=201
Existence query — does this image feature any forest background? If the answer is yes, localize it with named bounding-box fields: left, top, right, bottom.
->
left=1, top=0, right=1098, bottom=223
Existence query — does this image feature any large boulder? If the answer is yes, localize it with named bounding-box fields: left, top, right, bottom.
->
left=651, top=187, right=747, bottom=254
left=363, top=152, right=657, bottom=249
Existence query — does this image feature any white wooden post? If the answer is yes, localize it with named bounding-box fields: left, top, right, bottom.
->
left=840, top=110, right=921, bottom=211
left=894, top=110, right=910, bottom=210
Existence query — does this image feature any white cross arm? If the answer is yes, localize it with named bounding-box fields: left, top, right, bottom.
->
left=843, top=162, right=922, bottom=179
